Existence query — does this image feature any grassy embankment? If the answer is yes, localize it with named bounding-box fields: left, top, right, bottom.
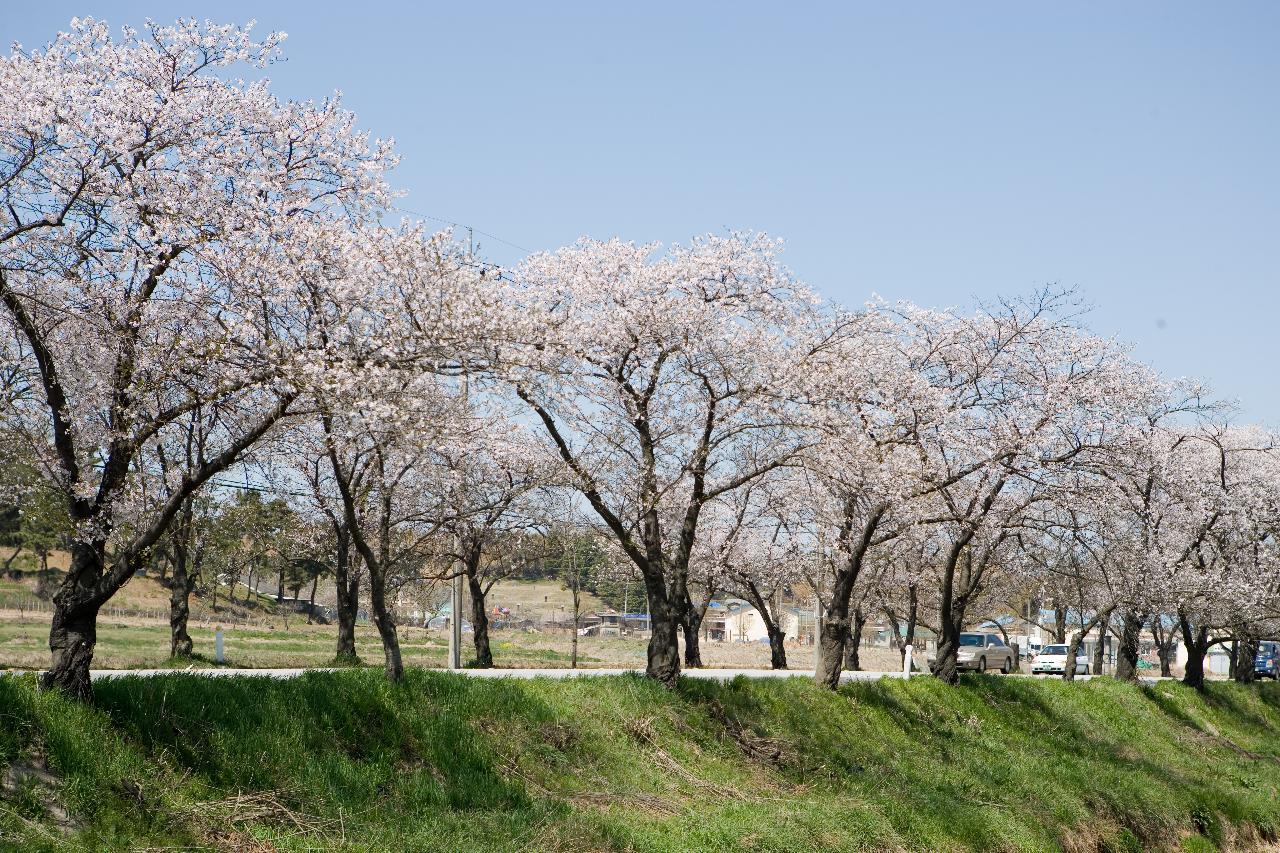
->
left=2, top=672, right=1279, bottom=852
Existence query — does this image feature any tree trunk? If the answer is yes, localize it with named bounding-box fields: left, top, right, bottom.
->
left=743, top=582, right=787, bottom=669
left=844, top=607, right=868, bottom=672
left=1152, top=615, right=1176, bottom=677
left=932, top=611, right=965, bottom=685
left=333, top=528, right=359, bottom=664
left=169, top=550, right=195, bottom=658
left=681, top=591, right=707, bottom=669
left=1158, top=641, right=1174, bottom=677
left=1086, top=607, right=1114, bottom=677
left=367, top=563, right=402, bottom=682
left=1235, top=636, right=1259, bottom=684
left=168, top=503, right=197, bottom=659
left=1178, top=610, right=1210, bottom=690
left=1182, top=636, right=1207, bottom=690
left=275, top=566, right=284, bottom=604
left=40, top=542, right=106, bottom=701
left=467, top=569, right=493, bottom=668
left=815, top=585, right=853, bottom=689
left=169, top=566, right=196, bottom=658
left=1183, top=647, right=1206, bottom=689
left=1113, top=609, right=1144, bottom=682
left=644, top=571, right=680, bottom=686
left=1053, top=606, right=1067, bottom=643
left=932, top=542, right=975, bottom=686
left=1063, top=628, right=1087, bottom=683
left=307, top=575, right=318, bottom=625
left=902, top=585, right=919, bottom=667
left=815, top=505, right=887, bottom=689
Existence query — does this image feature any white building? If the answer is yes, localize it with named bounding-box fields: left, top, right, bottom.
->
left=723, top=604, right=817, bottom=644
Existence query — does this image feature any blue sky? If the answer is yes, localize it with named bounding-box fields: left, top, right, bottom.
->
left=6, top=2, right=1278, bottom=422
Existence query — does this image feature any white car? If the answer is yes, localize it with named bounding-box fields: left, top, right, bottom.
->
left=1031, top=644, right=1089, bottom=675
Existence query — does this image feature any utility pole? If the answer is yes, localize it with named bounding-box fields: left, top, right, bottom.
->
left=448, top=533, right=463, bottom=669
left=813, top=588, right=823, bottom=673
left=447, top=369, right=470, bottom=670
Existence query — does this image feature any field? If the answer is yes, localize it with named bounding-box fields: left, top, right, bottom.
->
left=0, top=612, right=907, bottom=673
left=0, top=560, right=904, bottom=673
left=2, top=671, right=1280, bottom=851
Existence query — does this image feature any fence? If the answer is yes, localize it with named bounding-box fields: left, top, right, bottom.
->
left=0, top=594, right=50, bottom=617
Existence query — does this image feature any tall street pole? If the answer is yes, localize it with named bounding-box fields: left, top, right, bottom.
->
left=448, top=369, right=470, bottom=670
left=449, top=534, right=463, bottom=669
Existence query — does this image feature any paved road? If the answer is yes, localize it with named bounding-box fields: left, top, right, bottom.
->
left=80, top=666, right=905, bottom=682
left=5, top=666, right=911, bottom=682
left=2, top=666, right=1159, bottom=684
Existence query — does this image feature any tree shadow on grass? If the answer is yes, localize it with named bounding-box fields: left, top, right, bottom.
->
left=9, top=670, right=1280, bottom=852
left=678, top=673, right=1275, bottom=852
left=92, top=669, right=555, bottom=816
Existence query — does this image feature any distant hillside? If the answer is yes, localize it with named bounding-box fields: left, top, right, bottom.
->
left=0, top=552, right=278, bottom=623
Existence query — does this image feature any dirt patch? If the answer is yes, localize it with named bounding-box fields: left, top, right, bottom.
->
left=625, top=715, right=754, bottom=801
left=178, top=790, right=341, bottom=851
left=703, top=700, right=794, bottom=769
left=539, top=721, right=577, bottom=751
left=2, top=750, right=74, bottom=833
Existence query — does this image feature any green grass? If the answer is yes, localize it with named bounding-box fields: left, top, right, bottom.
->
left=1, top=672, right=1279, bottom=852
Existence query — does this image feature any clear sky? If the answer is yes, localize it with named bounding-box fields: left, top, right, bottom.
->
left=5, top=2, right=1278, bottom=422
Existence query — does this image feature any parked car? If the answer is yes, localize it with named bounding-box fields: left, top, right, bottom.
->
left=1031, top=644, right=1090, bottom=676
left=1256, top=641, right=1279, bottom=680
left=956, top=632, right=1015, bottom=673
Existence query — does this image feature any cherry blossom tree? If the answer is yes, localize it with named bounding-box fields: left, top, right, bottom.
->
left=692, top=480, right=813, bottom=669
left=139, top=411, right=221, bottom=657
left=876, top=530, right=938, bottom=669
left=502, top=234, right=823, bottom=685
left=416, top=408, right=561, bottom=668
left=312, top=373, right=467, bottom=682
left=818, top=292, right=1153, bottom=686
left=275, top=430, right=366, bottom=661
left=0, top=18, right=397, bottom=698
left=1158, top=426, right=1280, bottom=688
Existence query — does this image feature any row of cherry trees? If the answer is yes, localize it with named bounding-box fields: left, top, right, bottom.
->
left=3, top=20, right=1277, bottom=699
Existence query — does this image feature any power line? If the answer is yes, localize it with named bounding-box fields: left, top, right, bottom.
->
left=390, top=206, right=534, bottom=255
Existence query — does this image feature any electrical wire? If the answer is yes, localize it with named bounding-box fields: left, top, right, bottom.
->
left=390, top=206, right=534, bottom=255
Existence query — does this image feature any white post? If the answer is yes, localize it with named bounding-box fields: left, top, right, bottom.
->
left=214, top=627, right=224, bottom=664
left=902, top=644, right=914, bottom=679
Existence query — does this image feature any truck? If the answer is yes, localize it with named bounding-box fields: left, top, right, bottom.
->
left=1255, top=641, right=1279, bottom=679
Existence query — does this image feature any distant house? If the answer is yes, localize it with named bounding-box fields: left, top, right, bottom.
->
left=724, top=605, right=770, bottom=643
left=722, top=603, right=819, bottom=645
left=697, top=599, right=745, bottom=642
left=588, top=610, right=652, bottom=636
